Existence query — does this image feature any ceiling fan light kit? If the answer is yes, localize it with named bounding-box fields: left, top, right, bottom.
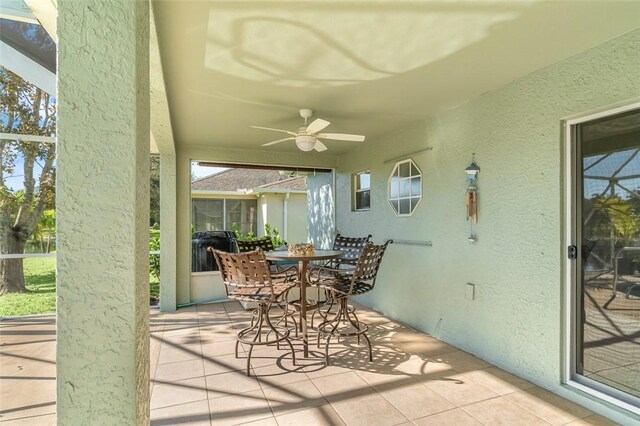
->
left=252, top=109, right=365, bottom=153
left=295, top=134, right=316, bottom=151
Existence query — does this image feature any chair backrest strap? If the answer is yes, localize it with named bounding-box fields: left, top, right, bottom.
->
left=349, top=240, right=393, bottom=293
left=332, top=233, right=373, bottom=264
left=212, top=248, right=273, bottom=293
left=236, top=237, right=275, bottom=253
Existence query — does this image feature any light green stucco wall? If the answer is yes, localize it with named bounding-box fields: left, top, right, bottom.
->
left=174, top=146, right=337, bottom=305
left=151, top=3, right=178, bottom=312
left=336, top=29, right=640, bottom=422
left=262, top=194, right=284, bottom=239
left=259, top=193, right=308, bottom=244
left=286, top=193, right=308, bottom=244
left=57, top=0, right=150, bottom=423
left=308, top=172, right=336, bottom=249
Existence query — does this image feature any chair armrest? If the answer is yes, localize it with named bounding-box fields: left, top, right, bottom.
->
left=308, top=264, right=355, bottom=283
left=271, top=264, right=298, bottom=282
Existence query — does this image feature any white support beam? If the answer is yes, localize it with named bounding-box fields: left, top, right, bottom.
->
left=0, top=40, right=56, bottom=95
left=0, top=132, right=56, bottom=143
left=0, top=0, right=38, bottom=23
left=24, top=0, right=58, bottom=43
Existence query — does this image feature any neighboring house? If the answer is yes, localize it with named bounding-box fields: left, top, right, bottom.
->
left=191, top=168, right=308, bottom=245
left=190, top=168, right=309, bottom=302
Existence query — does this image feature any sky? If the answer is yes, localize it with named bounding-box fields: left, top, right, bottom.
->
left=2, top=157, right=218, bottom=192
left=191, top=163, right=228, bottom=180
left=1, top=149, right=50, bottom=192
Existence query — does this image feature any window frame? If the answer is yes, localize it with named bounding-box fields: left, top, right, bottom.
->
left=191, top=197, right=257, bottom=235
left=563, top=101, right=640, bottom=415
left=387, top=159, right=422, bottom=217
left=352, top=169, right=371, bottom=212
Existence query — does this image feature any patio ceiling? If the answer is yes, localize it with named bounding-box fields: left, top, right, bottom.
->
left=152, top=0, right=640, bottom=155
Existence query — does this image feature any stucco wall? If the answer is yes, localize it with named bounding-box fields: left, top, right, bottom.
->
left=336, top=29, right=640, bottom=422
left=258, top=193, right=308, bottom=244
left=262, top=194, right=284, bottom=237
left=286, top=193, right=308, bottom=244
left=308, top=172, right=336, bottom=249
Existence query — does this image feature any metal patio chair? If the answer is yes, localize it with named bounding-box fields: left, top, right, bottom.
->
left=235, top=237, right=299, bottom=334
left=311, top=240, right=392, bottom=365
left=211, top=248, right=297, bottom=376
left=310, top=233, right=372, bottom=328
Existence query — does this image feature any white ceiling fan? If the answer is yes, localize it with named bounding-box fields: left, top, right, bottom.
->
left=251, top=109, right=365, bottom=152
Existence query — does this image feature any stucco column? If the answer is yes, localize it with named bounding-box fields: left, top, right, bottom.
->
left=57, top=1, right=150, bottom=424
left=307, top=172, right=336, bottom=248
left=159, top=153, right=177, bottom=311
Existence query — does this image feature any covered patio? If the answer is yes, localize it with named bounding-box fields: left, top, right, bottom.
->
left=2, top=302, right=609, bottom=425
left=1, top=0, right=640, bottom=425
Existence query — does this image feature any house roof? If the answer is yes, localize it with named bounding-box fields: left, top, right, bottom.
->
left=191, top=168, right=307, bottom=192
left=257, top=176, right=307, bottom=191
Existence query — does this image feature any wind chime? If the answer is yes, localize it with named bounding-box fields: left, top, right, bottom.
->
left=465, top=154, right=480, bottom=242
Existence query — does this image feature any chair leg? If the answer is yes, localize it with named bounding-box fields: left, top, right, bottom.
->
left=236, top=302, right=297, bottom=376
left=264, top=307, right=297, bottom=367
left=246, top=305, right=265, bottom=375
left=317, top=296, right=371, bottom=365
left=343, top=300, right=372, bottom=361
left=270, top=301, right=298, bottom=341
left=319, top=298, right=345, bottom=366
left=236, top=310, right=261, bottom=358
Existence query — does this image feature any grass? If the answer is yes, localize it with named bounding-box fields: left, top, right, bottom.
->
left=0, top=257, right=56, bottom=317
left=0, top=257, right=161, bottom=317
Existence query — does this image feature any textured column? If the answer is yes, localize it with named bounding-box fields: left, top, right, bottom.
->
left=57, top=1, right=150, bottom=424
left=159, top=153, right=177, bottom=312
left=307, top=172, right=335, bottom=249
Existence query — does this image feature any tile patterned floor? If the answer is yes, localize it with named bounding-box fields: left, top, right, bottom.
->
left=0, top=302, right=619, bottom=425
left=148, top=302, right=617, bottom=426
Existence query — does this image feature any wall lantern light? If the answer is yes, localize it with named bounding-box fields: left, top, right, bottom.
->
left=464, top=153, right=480, bottom=182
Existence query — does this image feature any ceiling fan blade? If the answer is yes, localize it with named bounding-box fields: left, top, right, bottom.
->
left=317, top=133, right=365, bottom=142
left=261, top=137, right=295, bottom=147
left=314, top=140, right=328, bottom=152
left=251, top=126, right=296, bottom=136
left=306, top=118, right=330, bottom=134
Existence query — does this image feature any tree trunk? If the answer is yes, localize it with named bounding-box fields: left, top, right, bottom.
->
left=0, top=234, right=27, bottom=295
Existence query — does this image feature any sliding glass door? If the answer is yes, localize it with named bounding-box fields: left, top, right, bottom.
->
left=570, top=105, right=640, bottom=406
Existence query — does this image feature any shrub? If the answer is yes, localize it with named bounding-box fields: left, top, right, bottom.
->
left=232, top=223, right=287, bottom=248
left=149, top=232, right=160, bottom=280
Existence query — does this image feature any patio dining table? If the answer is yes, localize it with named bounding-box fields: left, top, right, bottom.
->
left=265, top=249, right=343, bottom=357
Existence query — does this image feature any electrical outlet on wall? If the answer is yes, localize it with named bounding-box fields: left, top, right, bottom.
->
left=465, top=283, right=475, bottom=301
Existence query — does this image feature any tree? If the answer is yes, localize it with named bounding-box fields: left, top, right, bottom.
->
left=150, top=155, right=160, bottom=227
left=0, top=68, right=56, bottom=294
left=31, top=209, right=55, bottom=253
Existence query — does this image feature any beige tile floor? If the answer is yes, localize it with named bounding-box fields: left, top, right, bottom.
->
left=0, top=302, right=619, bottom=425
left=148, top=302, right=616, bottom=426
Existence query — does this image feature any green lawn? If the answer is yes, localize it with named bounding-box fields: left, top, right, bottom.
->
left=0, top=257, right=161, bottom=317
left=0, top=257, right=56, bottom=317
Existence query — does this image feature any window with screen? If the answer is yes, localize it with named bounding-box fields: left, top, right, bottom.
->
left=353, top=170, right=371, bottom=211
